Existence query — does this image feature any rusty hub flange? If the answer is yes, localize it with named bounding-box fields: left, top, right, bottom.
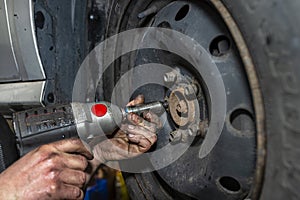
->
left=164, top=67, right=207, bottom=143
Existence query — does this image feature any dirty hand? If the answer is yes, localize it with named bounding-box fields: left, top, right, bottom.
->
left=0, top=138, right=93, bottom=200
left=93, top=95, right=162, bottom=163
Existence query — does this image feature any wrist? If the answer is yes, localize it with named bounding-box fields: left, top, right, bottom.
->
left=0, top=173, right=18, bottom=200
left=92, top=143, right=107, bottom=164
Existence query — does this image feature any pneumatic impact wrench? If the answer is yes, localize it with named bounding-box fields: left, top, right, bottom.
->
left=13, top=101, right=167, bottom=155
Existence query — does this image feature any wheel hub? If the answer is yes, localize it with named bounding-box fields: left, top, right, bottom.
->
left=164, top=67, right=207, bottom=143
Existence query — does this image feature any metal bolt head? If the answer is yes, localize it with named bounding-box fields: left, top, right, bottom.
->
left=164, top=72, right=177, bottom=84
left=89, top=15, right=95, bottom=20
left=184, top=84, right=198, bottom=97
left=198, top=120, right=209, bottom=138
left=169, top=130, right=182, bottom=142
left=188, top=124, right=200, bottom=136
left=184, top=87, right=191, bottom=96
left=188, top=128, right=194, bottom=136
left=181, top=133, right=189, bottom=143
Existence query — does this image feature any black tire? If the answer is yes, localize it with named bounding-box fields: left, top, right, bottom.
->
left=223, top=1, right=300, bottom=200
left=101, top=0, right=300, bottom=199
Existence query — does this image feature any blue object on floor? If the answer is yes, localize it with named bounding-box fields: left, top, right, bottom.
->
left=84, top=179, right=108, bottom=200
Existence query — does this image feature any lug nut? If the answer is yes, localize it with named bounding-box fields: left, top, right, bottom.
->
left=164, top=71, right=177, bottom=84
left=198, top=120, right=209, bottom=138
left=181, top=133, right=189, bottom=143
left=169, top=130, right=182, bottom=142
left=188, top=124, right=200, bottom=136
left=184, top=84, right=198, bottom=97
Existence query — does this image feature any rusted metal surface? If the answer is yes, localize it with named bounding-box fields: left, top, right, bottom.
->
left=168, top=87, right=195, bottom=127
left=163, top=67, right=206, bottom=144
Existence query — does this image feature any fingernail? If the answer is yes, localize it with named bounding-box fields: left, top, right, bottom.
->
left=146, top=112, right=151, bottom=118
left=128, top=125, right=135, bottom=130
left=128, top=134, right=135, bottom=138
left=74, top=188, right=82, bottom=198
left=128, top=113, right=134, bottom=120
left=137, top=94, right=144, bottom=100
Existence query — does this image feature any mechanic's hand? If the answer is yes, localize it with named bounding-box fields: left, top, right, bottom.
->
left=0, top=138, right=93, bottom=200
left=93, top=95, right=162, bottom=163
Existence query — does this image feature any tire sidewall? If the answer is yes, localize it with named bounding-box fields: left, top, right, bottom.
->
left=221, top=0, right=300, bottom=199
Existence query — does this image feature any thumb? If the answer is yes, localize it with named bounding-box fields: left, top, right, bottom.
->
left=54, top=138, right=93, bottom=160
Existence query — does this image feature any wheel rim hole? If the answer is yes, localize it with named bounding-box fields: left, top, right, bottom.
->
left=218, top=176, right=241, bottom=193
left=35, top=11, right=45, bottom=29
left=175, top=5, right=190, bottom=21
left=230, top=109, right=255, bottom=132
left=209, top=35, right=231, bottom=57
left=157, top=21, right=171, bottom=29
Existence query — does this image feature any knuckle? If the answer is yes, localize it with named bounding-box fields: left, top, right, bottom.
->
left=69, top=137, right=81, bottom=145
left=151, top=135, right=158, bottom=143
left=139, top=145, right=149, bottom=152
left=152, top=134, right=158, bottom=140
left=48, top=170, right=60, bottom=181
left=149, top=125, right=157, bottom=133
left=46, top=154, right=61, bottom=168
left=35, top=144, right=53, bottom=155
left=131, top=114, right=142, bottom=124
left=78, top=155, right=88, bottom=170
left=35, top=145, right=60, bottom=163
left=44, top=143, right=57, bottom=152
left=144, top=111, right=152, bottom=119
left=48, top=183, right=59, bottom=194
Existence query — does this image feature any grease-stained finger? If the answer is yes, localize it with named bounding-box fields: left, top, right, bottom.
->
left=127, top=113, right=157, bottom=132
left=62, top=154, right=88, bottom=171
left=143, top=111, right=163, bottom=129
left=128, top=134, right=157, bottom=151
left=123, top=124, right=157, bottom=143
left=57, top=184, right=84, bottom=200
left=126, top=95, right=145, bottom=106
left=54, top=138, right=93, bottom=160
left=59, top=169, right=86, bottom=187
